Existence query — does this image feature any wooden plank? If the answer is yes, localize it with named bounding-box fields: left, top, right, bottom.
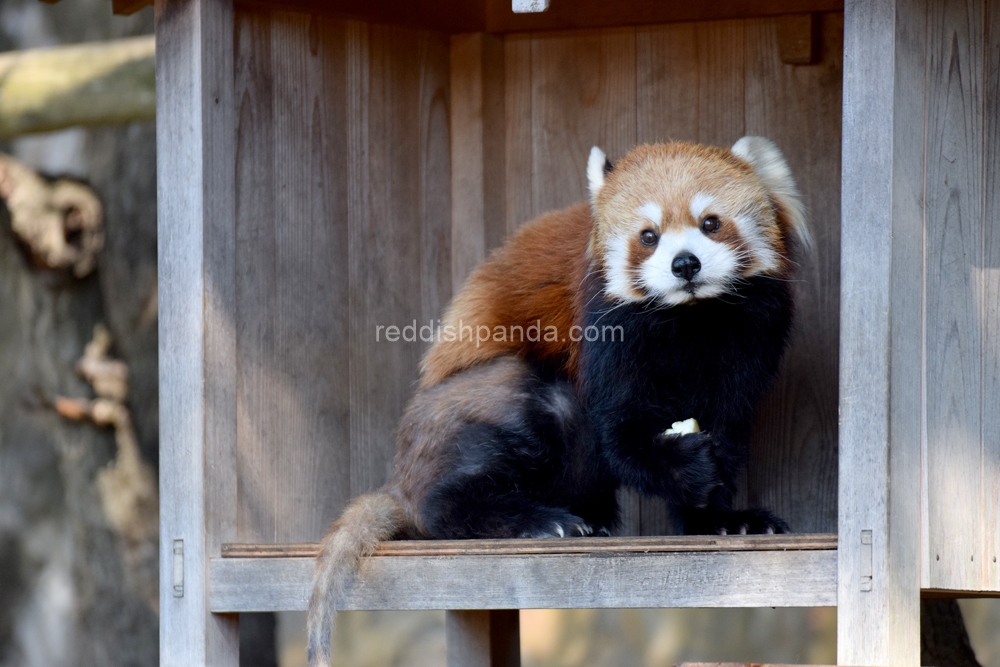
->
left=528, top=27, right=636, bottom=214
left=777, top=13, right=820, bottom=64
left=235, top=0, right=485, bottom=33
left=234, top=10, right=353, bottom=543
left=636, top=22, right=699, bottom=144
left=924, top=0, right=986, bottom=594
left=984, top=0, right=1000, bottom=593
left=838, top=0, right=925, bottom=664
left=450, top=33, right=506, bottom=290
left=502, top=34, right=533, bottom=232
left=446, top=610, right=520, bottom=667
left=155, top=0, right=238, bottom=664
left=113, top=0, right=153, bottom=14
left=221, top=533, right=838, bottom=558
left=348, top=24, right=452, bottom=496
left=485, top=0, right=844, bottom=33
left=743, top=13, right=842, bottom=535
left=209, top=549, right=839, bottom=612
left=694, top=19, right=745, bottom=147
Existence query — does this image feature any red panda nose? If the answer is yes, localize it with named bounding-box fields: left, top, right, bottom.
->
left=671, top=252, right=702, bottom=281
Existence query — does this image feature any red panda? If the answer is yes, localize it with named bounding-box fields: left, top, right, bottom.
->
left=307, top=137, right=809, bottom=666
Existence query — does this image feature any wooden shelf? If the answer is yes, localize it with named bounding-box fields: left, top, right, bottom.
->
left=210, top=534, right=838, bottom=613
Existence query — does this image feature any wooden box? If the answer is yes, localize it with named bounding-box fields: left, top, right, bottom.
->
left=152, top=0, right=1000, bottom=664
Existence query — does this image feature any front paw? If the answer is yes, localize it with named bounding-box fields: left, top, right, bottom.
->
left=681, top=507, right=790, bottom=535
left=518, top=510, right=594, bottom=538
left=655, top=432, right=721, bottom=507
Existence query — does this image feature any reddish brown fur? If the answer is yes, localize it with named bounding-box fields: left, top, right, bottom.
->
left=419, top=203, right=593, bottom=387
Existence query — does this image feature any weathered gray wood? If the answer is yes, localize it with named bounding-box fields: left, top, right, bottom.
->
left=450, top=33, right=506, bottom=289
left=502, top=34, right=533, bottom=232
left=528, top=28, right=636, bottom=213
left=156, top=0, right=238, bottom=664
left=446, top=610, right=520, bottom=667
left=348, top=23, right=452, bottom=497
left=209, top=548, right=838, bottom=612
left=984, top=0, right=1000, bottom=593
left=221, top=533, right=838, bottom=557
left=636, top=22, right=699, bottom=144
left=233, top=9, right=352, bottom=544
left=839, top=0, right=925, bottom=664
left=924, top=0, right=989, bottom=594
left=744, top=13, right=842, bottom=534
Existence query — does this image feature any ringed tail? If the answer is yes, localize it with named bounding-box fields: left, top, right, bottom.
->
left=307, top=492, right=405, bottom=666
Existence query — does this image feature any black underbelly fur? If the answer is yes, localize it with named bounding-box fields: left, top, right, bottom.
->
left=412, top=276, right=793, bottom=538
left=580, top=275, right=794, bottom=534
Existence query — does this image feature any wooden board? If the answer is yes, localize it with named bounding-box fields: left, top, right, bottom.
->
left=209, top=548, right=838, bottom=612
left=743, top=13, right=842, bottom=535
left=924, top=0, right=985, bottom=594
left=233, top=9, right=352, bottom=544
left=838, top=0, right=924, bottom=664
left=221, top=533, right=838, bottom=558
left=156, top=0, right=238, bottom=664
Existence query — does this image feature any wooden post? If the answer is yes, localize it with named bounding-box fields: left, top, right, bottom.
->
left=156, top=0, right=238, bottom=665
left=838, top=0, right=925, bottom=664
left=446, top=610, right=520, bottom=667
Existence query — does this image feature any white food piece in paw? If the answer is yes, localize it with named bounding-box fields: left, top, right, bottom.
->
left=664, top=418, right=701, bottom=435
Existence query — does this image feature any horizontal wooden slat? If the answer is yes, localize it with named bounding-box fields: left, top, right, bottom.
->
left=222, top=533, right=837, bottom=558
left=209, top=548, right=838, bottom=612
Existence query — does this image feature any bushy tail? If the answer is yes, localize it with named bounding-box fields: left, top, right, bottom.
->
left=307, top=492, right=405, bottom=666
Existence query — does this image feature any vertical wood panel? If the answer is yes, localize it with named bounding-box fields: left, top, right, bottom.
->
left=450, top=33, right=505, bottom=290
left=349, top=24, right=451, bottom=496
left=156, top=0, right=238, bottom=663
left=694, top=20, right=746, bottom=146
left=839, top=0, right=924, bottom=663
left=743, top=14, right=843, bottom=534
left=529, top=28, right=637, bottom=213
left=446, top=610, right=520, bottom=667
left=503, top=35, right=533, bottom=233
left=983, top=0, right=1000, bottom=591
left=234, top=10, right=351, bottom=544
left=924, top=0, right=984, bottom=592
left=636, top=23, right=699, bottom=144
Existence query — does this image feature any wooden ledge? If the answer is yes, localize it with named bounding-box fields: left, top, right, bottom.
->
left=222, top=533, right=837, bottom=559
left=210, top=534, right=838, bottom=613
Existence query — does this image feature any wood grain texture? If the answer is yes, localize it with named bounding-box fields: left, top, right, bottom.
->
left=209, top=549, right=838, bottom=612
left=636, top=22, right=699, bottom=144
left=839, top=0, right=924, bottom=663
left=156, top=0, right=238, bottom=664
left=347, top=23, right=452, bottom=498
left=924, top=0, right=989, bottom=594
left=528, top=28, right=637, bottom=214
left=503, top=35, right=533, bottom=232
left=221, top=533, right=838, bottom=558
left=446, top=610, right=520, bottom=667
left=983, top=0, right=1000, bottom=592
left=744, top=13, right=842, bottom=535
left=234, top=10, right=352, bottom=544
left=450, top=33, right=506, bottom=289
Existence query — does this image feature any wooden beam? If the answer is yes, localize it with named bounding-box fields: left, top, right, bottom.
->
left=155, top=0, right=238, bottom=665
left=220, top=533, right=838, bottom=558
left=209, top=549, right=838, bottom=612
left=112, top=0, right=154, bottom=14
left=838, top=0, right=925, bottom=664
left=0, top=36, right=155, bottom=139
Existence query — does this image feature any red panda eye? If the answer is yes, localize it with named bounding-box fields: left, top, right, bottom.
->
left=701, top=216, right=721, bottom=234
left=640, top=229, right=658, bottom=247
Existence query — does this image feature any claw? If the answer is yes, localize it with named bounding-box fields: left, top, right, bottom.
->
left=765, top=526, right=775, bottom=535
left=738, top=524, right=748, bottom=535
left=718, top=527, right=727, bottom=535
left=554, top=523, right=565, bottom=538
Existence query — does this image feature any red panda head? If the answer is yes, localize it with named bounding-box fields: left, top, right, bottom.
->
left=587, top=139, right=809, bottom=306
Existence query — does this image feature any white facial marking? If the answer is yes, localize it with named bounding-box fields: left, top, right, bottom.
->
left=689, top=192, right=716, bottom=221
left=639, top=228, right=740, bottom=306
left=603, top=234, right=635, bottom=300
left=637, top=202, right=663, bottom=228
left=732, top=214, right=779, bottom=274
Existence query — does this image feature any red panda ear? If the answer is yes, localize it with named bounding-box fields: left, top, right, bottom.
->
left=587, top=146, right=608, bottom=204
left=731, top=136, right=812, bottom=255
